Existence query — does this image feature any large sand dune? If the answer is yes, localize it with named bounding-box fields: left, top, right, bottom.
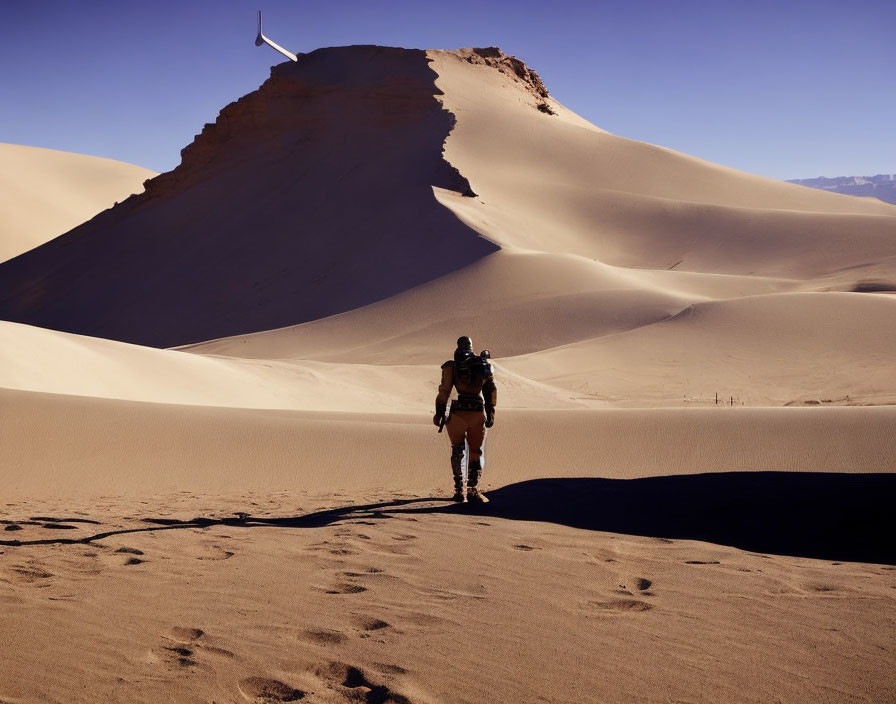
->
left=1, top=45, right=895, bottom=704
left=0, top=48, right=495, bottom=347
left=1, top=48, right=894, bottom=349
left=0, top=143, right=155, bottom=263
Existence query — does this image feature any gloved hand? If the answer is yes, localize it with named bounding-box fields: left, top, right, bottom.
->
left=433, top=412, right=445, bottom=427
left=485, top=408, right=495, bottom=428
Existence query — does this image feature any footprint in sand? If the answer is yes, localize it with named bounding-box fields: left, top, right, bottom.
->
left=634, top=578, right=652, bottom=591
left=341, top=568, right=389, bottom=581
left=115, top=547, right=144, bottom=556
left=341, top=666, right=396, bottom=704
left=238, top=677, right=305, bottom=702
left=353, top=616, right=390, bottom=632
left=154, top=627, right=203, bottom=667
left=377, top=663, right=408, bottom=675
left=316, top=663, right=408, bottom=704
left=113, top=547, right=146, bottom=566
left=302, top=629, right=348, bottom=646
left=164, top=627, right=234, bottom=658
left=10, top=564, right=53, bottom=583
left=167, top=626, right=204, bottom=643
left=591, top=598, right=653, bottom=613
left=324, top=583, right=368, bottom=595
left=803, top=582, right=841, bottom=593
left=163, top=645, right=197, bottom=667
left=513, top=544, right=537, bottom=551
left=188, top=545, right=235, bottom=561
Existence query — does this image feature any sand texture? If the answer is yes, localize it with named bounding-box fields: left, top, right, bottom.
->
left=1, top=46, right=895, bottom=703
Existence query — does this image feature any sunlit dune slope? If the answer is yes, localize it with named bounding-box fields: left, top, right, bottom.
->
left=429, top=50, right=896, bottom=278
left=0, top=143, right=155, bottom=263
left=3, top=387, right=894, bottom=498
left=0, top=321, right=582, bottom=411
left=185, top=249, right=796, bottom=363
left=502, top=292, right=896, bottom=407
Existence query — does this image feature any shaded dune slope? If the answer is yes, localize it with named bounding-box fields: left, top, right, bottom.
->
left=0, top=143, right=155, bottom=263
left=0, top=47, right=495, bottom=348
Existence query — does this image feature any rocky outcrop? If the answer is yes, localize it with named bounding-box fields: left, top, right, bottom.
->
left=463, top=47, right=549, bottom=98
left=452, top=47, right=554, bottom=116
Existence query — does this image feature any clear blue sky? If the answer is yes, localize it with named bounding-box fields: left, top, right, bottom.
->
left=1, top=0, right=893, bottom=180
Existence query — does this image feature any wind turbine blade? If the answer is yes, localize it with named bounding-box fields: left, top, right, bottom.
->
left=260, top=34, right=298, bottom=62
left=254, top=9, right=298, bottom=61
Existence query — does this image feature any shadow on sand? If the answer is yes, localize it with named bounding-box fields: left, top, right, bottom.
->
left=3, top=473, right=893, bottom=564
left=466, top=472, right=896, bottom=565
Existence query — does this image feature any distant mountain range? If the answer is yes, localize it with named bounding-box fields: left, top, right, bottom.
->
left=787, top=173, right=896, bottom=205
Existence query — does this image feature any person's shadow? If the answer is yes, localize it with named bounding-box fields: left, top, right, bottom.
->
left=461, top=472, right=896, bottom=564
left=3, top=473, right=893, bottom=565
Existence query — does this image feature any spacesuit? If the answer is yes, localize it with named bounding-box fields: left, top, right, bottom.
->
left=433, top=336, right=498, bottom=502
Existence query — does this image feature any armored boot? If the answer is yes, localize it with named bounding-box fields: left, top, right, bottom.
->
left=466, top=459, right=489, bottom=503
left=450, top=444, right=466, bottom=502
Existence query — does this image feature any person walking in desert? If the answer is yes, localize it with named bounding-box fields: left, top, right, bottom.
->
left=433, top=336, right=497, bottom=503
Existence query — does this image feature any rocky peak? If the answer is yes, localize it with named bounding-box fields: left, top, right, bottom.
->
left=456, top=46, right=550, bottom=99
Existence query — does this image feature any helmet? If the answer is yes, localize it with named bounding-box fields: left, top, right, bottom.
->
left=456, top=335, right=473, bottom=351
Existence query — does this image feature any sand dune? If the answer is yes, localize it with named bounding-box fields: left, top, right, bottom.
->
left=430, top=50, right=896, bottom=279
left=0, top=48, right=495, bottom=347
left=2, top=48, right=894, bottom=349
left=0, top=320, right=583, bottom=411
left=2, top=45, right=895, bottom=704
left=432, top=50, right=895, bottom=216
left=6, top=288, right=892, bottom=414
left=503, top=291, right=896, bottom=406
left=184, top=248, right=800, bottom=363
left=0, top=143, right=155, bottom=263
left=3, top=387, right=894, bottom=498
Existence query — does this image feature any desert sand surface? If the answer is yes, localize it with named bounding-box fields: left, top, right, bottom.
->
left=0, top=143, right=155, bottom=263
left=1, top=46, right=895, bottom=704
